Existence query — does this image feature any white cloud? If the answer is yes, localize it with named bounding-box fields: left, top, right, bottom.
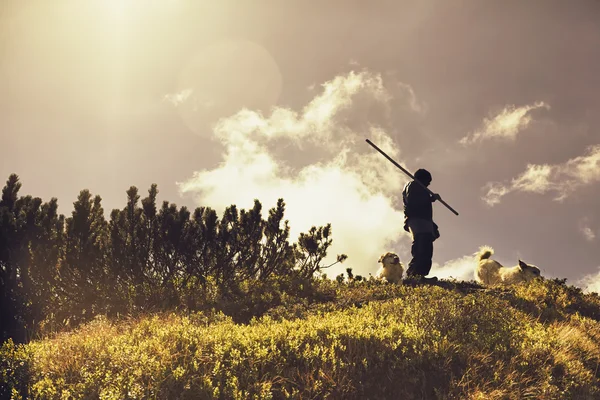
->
left=177, top=70, right=423, bottom=277
left=430, top=254, right=477, bottom=281
left=482, top=145, right=600, bottom=206
left=578, top=218, right=596, bottom=241
left=577, top=268, right=600, bottom=294
left=582, top=227, right=596, bottom=241
left=460, top=101, right=549, bottom=145
left=398, top=82, right=426, bottom=115
left=163, top=88, right=193, bottom=106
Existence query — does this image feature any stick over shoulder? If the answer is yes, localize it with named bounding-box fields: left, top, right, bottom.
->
left=365, top=139, right=459, bottom=216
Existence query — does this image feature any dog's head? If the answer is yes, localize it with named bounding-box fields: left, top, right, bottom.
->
left=518, top=260, right=542, bottom=281
left=378, top=252, right=401, bottom=268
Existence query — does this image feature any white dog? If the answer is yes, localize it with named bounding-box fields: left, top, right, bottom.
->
left=376, top=252, right=404, bottom=284
left=476, top=246, right=542, bottom=285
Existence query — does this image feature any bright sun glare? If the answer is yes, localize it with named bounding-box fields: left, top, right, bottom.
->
left=104, top=0, right=137, bottom=19
left=96, top=0, right=170, bottom=22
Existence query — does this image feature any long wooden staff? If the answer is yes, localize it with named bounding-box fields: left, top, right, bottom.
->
left=366, top=139, right=459, bottom=216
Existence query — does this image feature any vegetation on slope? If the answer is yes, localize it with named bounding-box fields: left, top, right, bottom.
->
left=3, top=278, right=600, bottom=400
left=3, top=174, right=600, bottom=399
left=0, top=174, right=345, bottom=344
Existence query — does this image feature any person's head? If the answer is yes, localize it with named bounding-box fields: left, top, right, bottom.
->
left=414, top=169, right=432, bottom=186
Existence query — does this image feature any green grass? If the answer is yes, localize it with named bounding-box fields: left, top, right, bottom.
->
left=3, top=278, right=600, bottom=399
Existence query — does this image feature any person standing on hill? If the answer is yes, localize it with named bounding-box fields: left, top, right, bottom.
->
left=402, top=168, right=441, bottom=282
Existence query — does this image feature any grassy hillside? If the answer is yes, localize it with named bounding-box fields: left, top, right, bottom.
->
left=2, top=278, right=600, bottom=399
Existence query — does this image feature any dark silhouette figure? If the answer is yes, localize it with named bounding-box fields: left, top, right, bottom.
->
left=402, top=169, right=441, bottom=281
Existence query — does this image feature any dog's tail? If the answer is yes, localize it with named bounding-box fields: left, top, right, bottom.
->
left=477, top=245, right=494, bottom=261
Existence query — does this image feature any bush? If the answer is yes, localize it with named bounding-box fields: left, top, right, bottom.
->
left=0, top=339, right=32, bottom=400
left=4, top=280, right=600, bottom=399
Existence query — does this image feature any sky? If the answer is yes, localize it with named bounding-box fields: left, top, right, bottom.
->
left=1, top=0, right=600, bottom=290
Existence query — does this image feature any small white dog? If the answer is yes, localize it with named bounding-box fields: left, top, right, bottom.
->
left=476, top=246, right=542, bottom=285
left=376, top=252, right=404, bottom=284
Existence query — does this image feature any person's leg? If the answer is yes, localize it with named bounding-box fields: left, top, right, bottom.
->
left=418, top=233, right=434, bottom=276
left=407, top=233, right=425, bottom=277
left=407, top=233, right=434, bottom=277
left=407, top=236, right=421, bottom=277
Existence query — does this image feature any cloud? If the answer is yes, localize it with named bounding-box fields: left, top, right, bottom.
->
left=460, top=101, right=549, bottom=145
left=398, top=82, right=427, bottom=115
left=577, top=268, right=600, bottom=294
left=430, top=254, right=477, bottom=281
left=166, top=39, right=284, bottom=137
left=578, top=218, right=596, bottom=241
left=482, top=145, right=600, bottom=206
left=163, top=89, right=193, bottom=106
left=177, top=70, right=423, bottom=277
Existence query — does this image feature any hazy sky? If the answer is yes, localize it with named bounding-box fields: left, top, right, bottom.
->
left=1, top=0, right=600, bottom=289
